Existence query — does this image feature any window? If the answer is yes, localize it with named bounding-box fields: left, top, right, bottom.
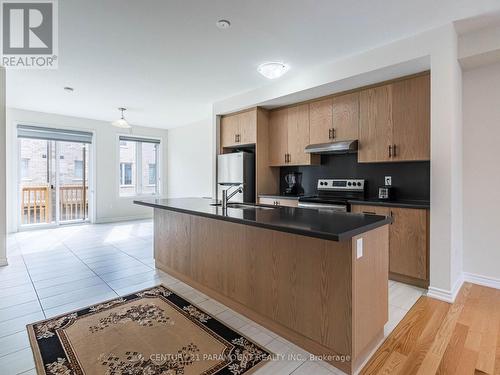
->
left=74, top=160, right=83, bottom=179
left=119, top=137, right=160, bottom=197
left=120, top=163, right=133, bottom=185
left=21, top=158, right=30, bottom=179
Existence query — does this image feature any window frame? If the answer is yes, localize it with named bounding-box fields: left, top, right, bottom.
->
left=20, top=157, right=31, bottom=180
left=148, top=163, right=157, bottom=186
left=120, top=162, right=133, bottom=186
left=117, top=134, right=162, bottom=198
left=74, top=159, right=84, bottom=180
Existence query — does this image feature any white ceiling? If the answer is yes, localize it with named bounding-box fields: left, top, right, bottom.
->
left=6, top=0, right=500, bottom=129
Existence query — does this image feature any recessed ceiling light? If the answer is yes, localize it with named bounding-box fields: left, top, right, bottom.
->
left=257, top=62, right=289, bottom=79
left=216, top=19, right=231, bottom=29
left=63, top=86, right=74, bottom=93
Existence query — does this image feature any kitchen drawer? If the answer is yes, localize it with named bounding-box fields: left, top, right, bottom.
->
left=258, top=197, right=298, bottom=208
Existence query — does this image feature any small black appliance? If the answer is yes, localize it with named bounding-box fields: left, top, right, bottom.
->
left=284, top=172, right=303, bottom=195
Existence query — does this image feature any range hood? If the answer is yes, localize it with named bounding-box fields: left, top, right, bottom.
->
left=304, top=140, right=358, bottom=154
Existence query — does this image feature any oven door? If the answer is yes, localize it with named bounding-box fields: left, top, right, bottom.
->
left=297, top=202, right=348, bottom=212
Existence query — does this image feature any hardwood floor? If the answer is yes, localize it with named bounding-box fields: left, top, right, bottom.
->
left=361, top=282, right=500, bottom=375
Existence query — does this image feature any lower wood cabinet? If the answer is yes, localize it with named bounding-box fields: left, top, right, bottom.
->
left=258, top=197, right=299, bottom=207
left=351, top=204, right=429, bottom=287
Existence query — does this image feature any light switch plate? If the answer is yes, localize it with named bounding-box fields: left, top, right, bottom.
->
left=385, top=176, right=392, bottom=186
left=356, top=238, right=363, bottom=259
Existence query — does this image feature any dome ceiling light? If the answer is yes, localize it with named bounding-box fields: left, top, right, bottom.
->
left=257, top=62, right=289, bottom=79
left=111, top=107, right=131, bottom=129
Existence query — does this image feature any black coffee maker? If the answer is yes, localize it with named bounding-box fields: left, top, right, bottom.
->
left=284, top=172, right=303, bottom=195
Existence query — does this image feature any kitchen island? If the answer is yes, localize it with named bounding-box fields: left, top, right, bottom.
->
left=134, top=198, right=391, bottom=374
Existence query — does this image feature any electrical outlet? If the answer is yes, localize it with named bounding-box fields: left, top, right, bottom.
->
left=356, top=238, right=363, bottom=259
left=385, top=176, right=392, bottom=186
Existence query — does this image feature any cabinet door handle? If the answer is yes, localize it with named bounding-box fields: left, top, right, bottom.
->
left=234, top=134, right=237, bottom=143
left=393, top=144, right=397, bottom=157
left=332, top=128, right=336, bottom=139
left=328, top=129, right=332, bottom=139
left=287, top=154, right=291, bottom=163
left=388, top=145, right=393, bottom=158
left=362, top=211, right=377, bottom=215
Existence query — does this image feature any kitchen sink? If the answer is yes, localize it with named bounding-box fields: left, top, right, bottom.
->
left=210, top=203, right=276, bottom=210
left=228, top=204, right=276, bottom=210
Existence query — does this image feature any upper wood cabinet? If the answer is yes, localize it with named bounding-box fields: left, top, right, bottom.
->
left=309, top=93, right=359, bottom=145
left=358, top=74, right=430, bottom=163
left=268, top=105, right=319, bottom=167
left=220, top=109, right=257, bottom=148
left=287, top=104, right=311, bottom=165
left=309, top=98, right=333, bottom=145
left=268, top=108, right=288, bottom=166
left=358, top=85, right=393, bottom=162
left=391, top=75, right=430, bottom=161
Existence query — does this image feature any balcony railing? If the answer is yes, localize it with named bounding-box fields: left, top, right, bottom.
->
left=21, top=185, right=88, bottom=225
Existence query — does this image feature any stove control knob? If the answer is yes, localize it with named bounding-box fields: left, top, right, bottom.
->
left=347, top=182, right=352, bottom=186
left=357, top=182, right=362, bottom=186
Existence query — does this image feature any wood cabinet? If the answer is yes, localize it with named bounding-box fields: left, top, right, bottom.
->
left=268, top=104, right=319, bottom=166
left=391, top=75, right=430, bottom=161
left=309, top=93, right=359, bottom=145
left=287, top=104, right=311, bottom=165
left=332, top=93, right=359, bottom=141
left=258, top=197, right=299, bottom=207
left=220, top=109, right=257, bottom=148
left=309, top=98, right=333, bottom=145
left=351, top=204, right=429, bottom=287
left=358, top=74, right=430, bottom=163
left=358, top=85, right=393, bottom=162
left=389, top=207, right=428, bottom=283
left=268, top=108, right=288, bottom=166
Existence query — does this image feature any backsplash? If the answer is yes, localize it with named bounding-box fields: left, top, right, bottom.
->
left=279, top=153, right=430, bottom=200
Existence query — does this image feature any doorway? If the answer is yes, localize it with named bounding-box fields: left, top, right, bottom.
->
left=17, top=125, right=93, bottom=228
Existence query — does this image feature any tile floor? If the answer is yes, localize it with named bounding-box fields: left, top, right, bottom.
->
left=0, top=220, right=425, bottom=375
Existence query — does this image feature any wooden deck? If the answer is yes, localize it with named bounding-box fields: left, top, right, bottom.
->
left=361, top=282, right=500, bottom=374
left=21, top=185, right=88, bottom=224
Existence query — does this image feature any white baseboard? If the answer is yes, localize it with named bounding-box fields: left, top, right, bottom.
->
left=95, top=215, right=152, bottom=224
left=427, top=273, right=464, bottom=303
left=463, top=272, right=500, bottom=290
left=0, top=258, right=8, bottom=267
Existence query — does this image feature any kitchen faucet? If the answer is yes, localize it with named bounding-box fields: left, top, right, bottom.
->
left=221, top=183, right=243, bottom=209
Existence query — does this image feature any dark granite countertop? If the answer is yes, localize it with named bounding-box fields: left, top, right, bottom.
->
left=348, top=198, right=430, bottom=209
left=134, top=197, right=391, bottom=242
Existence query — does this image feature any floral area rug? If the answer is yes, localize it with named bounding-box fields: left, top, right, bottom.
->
left=27, top=285, right=271, bottom=374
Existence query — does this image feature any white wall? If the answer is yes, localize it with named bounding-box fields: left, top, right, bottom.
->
left=463, top=62, right=500, bottom=283
left=6, top=108, right=168, bottom=233
left=0, top=68, right=6, bottom=265
left=166, top=118, right=213, bottom=198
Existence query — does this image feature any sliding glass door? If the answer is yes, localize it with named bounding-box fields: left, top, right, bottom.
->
left=18, top=126, right=92, bottom=228
left=56, top=141, right=89, bottom=223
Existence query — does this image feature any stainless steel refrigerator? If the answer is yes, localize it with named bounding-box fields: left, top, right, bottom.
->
left=217, top=152, right=255, bottom=203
